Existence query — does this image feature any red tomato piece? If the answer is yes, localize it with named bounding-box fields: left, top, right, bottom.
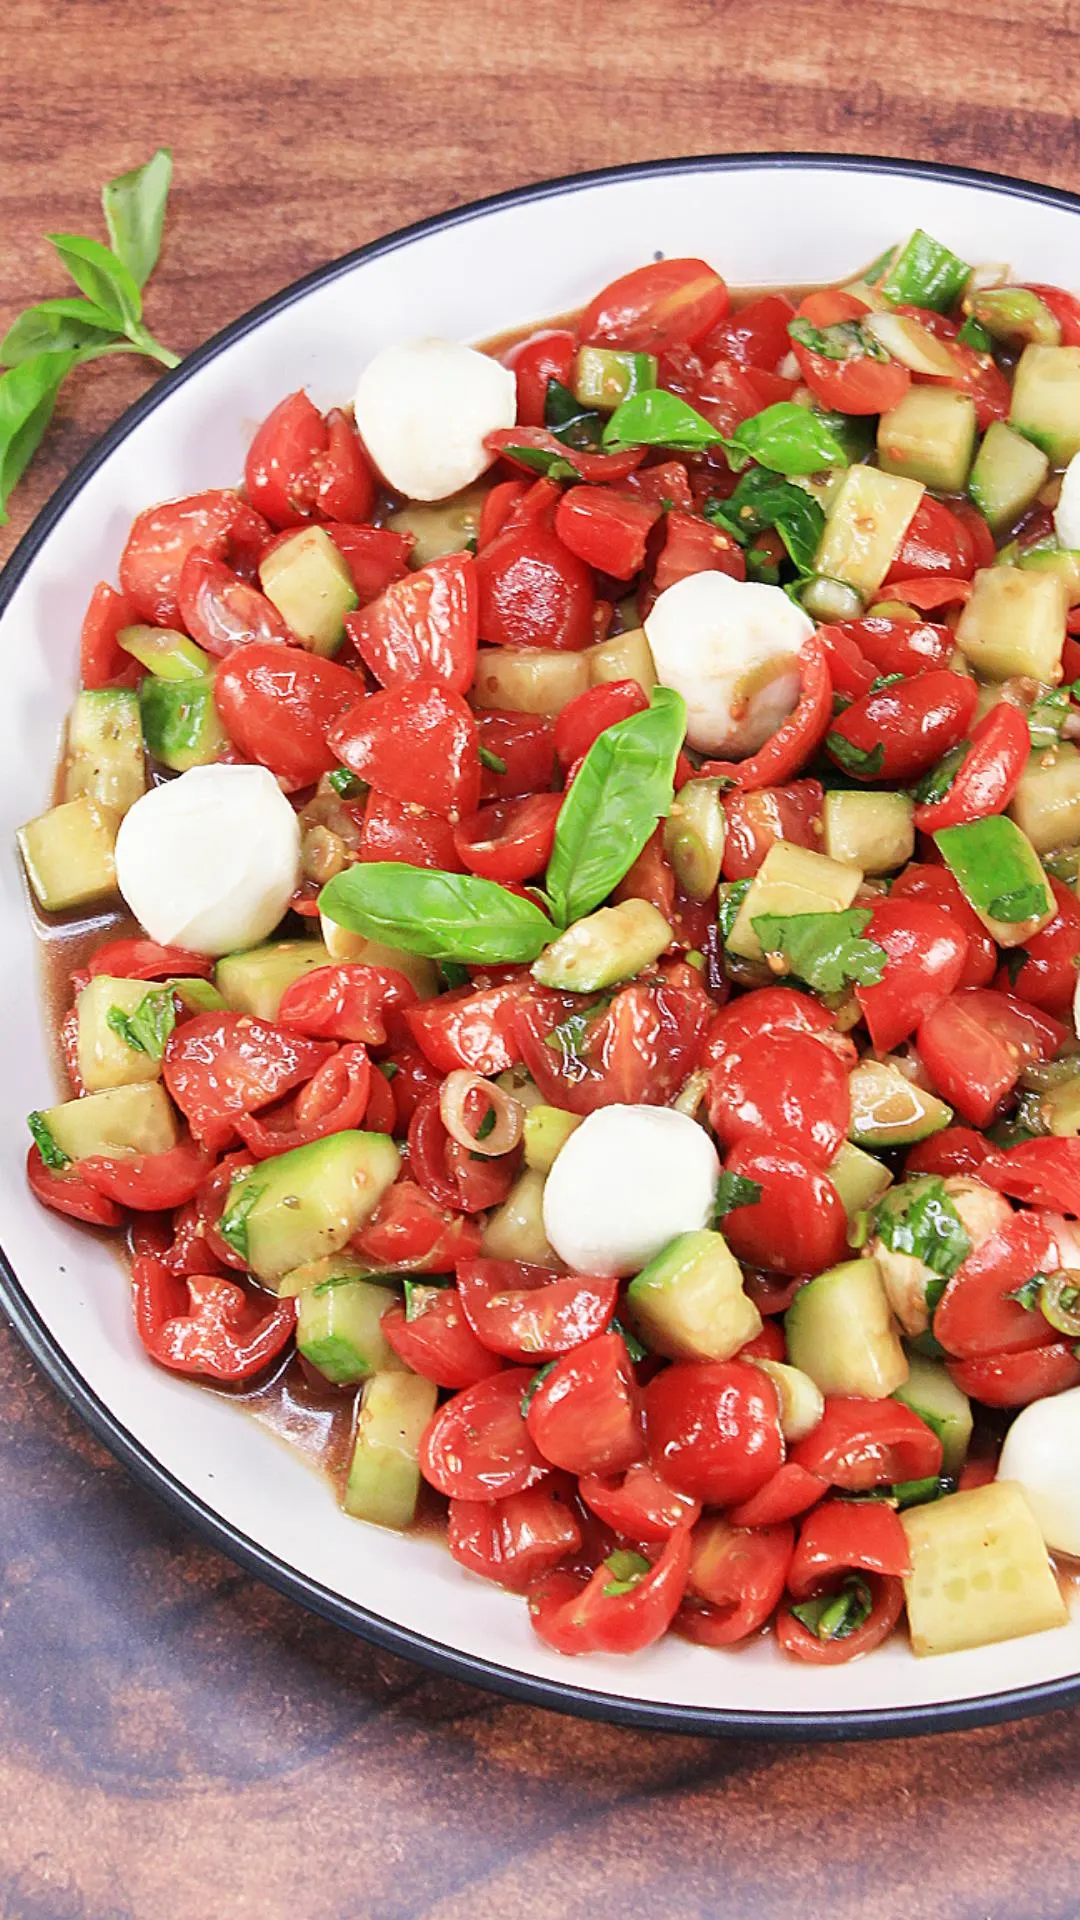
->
left=234, top=1044, right=372, bottom=1158
left=706, top=1029, right=851, bottom=1169
left=330, top=679, right=480, bottom=820
left=578, top=259, right=729, bottom=353
left=244, top=392, right=374, bottom=528
left=702, top=984, right=841, bottom=1058
left=728, top=1461, right=828, bottom=1527
left=787, top=1499, right=911, bottom=1599
left=644, top=1359, right=784, bottom=1506
left=119, top=490, right=271, bottom=626
left=951, top=500, right=997, bottom=572
left=277, top=963, right=416, bottom=1045
left=86, top=939, right=214, bottom=982
left=827, top=670, right=978, bottom=783
left=816, top=624, right=878, bottom=702
left=740, top=1319, right=787, bottom=1363
left=719, top=1142, right=850, bottom=1276
left=448, top=1479, right=582, bottom=1592
left=79, top=582, right=141, bottom=690
left=526, top=1526, right=692, bottom=1656
left=345, top=552, right=478, bottom=693
left=408, top=1089, right=517, bottom=1215
left=352, top=1179, right=482, bottom=1271
left=701, top=636, right=832, bottom=791
left=552, top=680, right=649, bottom=770
left=621, top=460, right=694, bottom=511
left=996, top=878, right=1080, bottom=1015
left=506, top=329, right=576, bottom=427
left=484, top=426, right=645, bottom=486
left=790, top=1397, right=942, bottom=1492
left=405, top=979, right=528, bottom=1077
left=421, top=1367, right=550, bottom=1500
left=358, top=790, right=464, bottom=871
left=322, top=524, right=412, bottom=604
left=947, top=1344, right=1080, bottom=1407
left=917, top=989, right=1065, bottom=1127
left=214, top=644, right=361, bottom=788
left=26, top=1144, right=124, bottom=1228
left=891, top=864, right=997, bottom=990
left=913, top=703, right=1030, bottom=833
left=884, top=497, right=975, bottom=584
left=162, top=1013, right=335, bottom=1151
left=881, top=576, right=973, bottom=612
left=477, top=709, right=556, bottom=801
left=382, top=1291, right=502, bottom=1390
left=701, top=293, right=796, bottom=371
left=177, top=551, right=293, bottom=657
left=452, top=791, right=563, bottom=883
left=131, top=1253, right=296, bottom=1383
left=76, top=1136, right=214, bottom=1211
left=837, top=614, right=954, bottom=679
left=526, top=1331, right=643, bottom=1476
left=514, top=977, right=709, bottom=1116
left=721, top=780, right=824, bottom=881
left=553, top=486, right=660, bottom=580
left=775, top=1573, right=904, bottom=1664
left=905, top=1126, right=992, bottom=1180
left=651, top=511, right=746, bottom=600
left=457, top=1258, right=618, bottom=1362
left=934, top=1212, right=1059, bottom=1359
left=674, top=1516, right=794, bottom=1648
left=578, top=1462, right=701, bottom=1540
left=981, top=1137, right=1080, bottom=1217
left=475, top=521, right=596, bottom=652
left=791, top=331, right=910, bottom=415
left=854, top=897, right=970, bottom=1053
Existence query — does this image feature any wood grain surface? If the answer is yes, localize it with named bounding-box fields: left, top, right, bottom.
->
left=5, top=4, right=1080, bottom=1914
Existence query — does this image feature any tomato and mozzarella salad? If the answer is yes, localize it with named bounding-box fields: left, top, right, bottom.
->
left=21, top=231, right=1080, bottom=1667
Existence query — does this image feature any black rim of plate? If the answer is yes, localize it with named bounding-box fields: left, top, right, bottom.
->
left=4, top=149, right=1080, bottom=1742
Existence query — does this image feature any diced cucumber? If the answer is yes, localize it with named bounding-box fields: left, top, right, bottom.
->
left=795, top=575, right=864, bottom=623
left=971, top=286, right=1061, bottom=350
left=585, top=627, right=657, bottom=696
left=626, top=1229, right=762, bottom=1362
left=76, top=977, right=164, bottom=1092
left=727, top=841, right=862, bottom=962
left=753, top=1360, right=824, bottom=1442
left=387, top=483, right=484, bottom=566
left=215, top=939, right=332, bottom=1020
left=139, top=675, right=231, bottom=772
left=877, top=230, right=971, bottom=313
left=815, top=467, right=924, bottom=599
left=823, top=789, right=914, bottom=874
left=828, top=1140, right=893, bottom=1221
left=296, top=1275, right=403, bottom=1385
left=1017, top=546, right=1080, bottom=606
left=473, top=646, right=590, bottom=716
left=878, top=387, right=976, bottom=493
left=572, top=347, right=657, bottom=411
left=902, top=1481, right=1066, bottom=1656
left=785, top=1257, right=908, bottom=1399
left=40, top=1082, right=179, bottom=1161
left=969, top=422, right=1050, bottom=534
left=532, top=898, right=671, bottom=992
left=317, top=911, right=440, bottom=999
left=934, top=816, right=1054, bottom=947
left=18, top=796, right=119, bottom=912
left=259, top=526, right=358, bottom=656
left=664, top=777, right=727, bottom=900
left=894, top=1352, right=972, bottom=1477
left=1009, top=743, right=1080, bottom=853
left=117, top=624, right=211, bottom=679
left=1010, top=344, right=1080, bottom=463
left=222, top=1131, right=401, bottom=1282
left=343, top=1371, right=438, bottom=1530
left=480, top=1168, right=557, bottom=1265
left=522, top=1104, right=582, bottom=1173
left=954, top=566, right=1067, bottom=683
left=849, top=1059, right=952, bottom=1148
left=275, top=1249, right=371, bottom=1298
left=64, top=690, right=146, bottom=816
left=1041, top=1075, right=1080, bottom=1136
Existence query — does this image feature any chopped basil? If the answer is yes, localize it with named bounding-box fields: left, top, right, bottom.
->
left=544, top=997, right=613, bottom=1081
left=403, top=1277, right=451, bottom=1320
left=520, top=1361, right=556, bottom=1416
left=478, top=744, right=508, bottom=775
left=544, top=377, right=604, bottom=449
left=870, top=1176, right=971, bottom=1281
left=1007, top=1274, right=1046, bottom=1311
left=1027, top=689, right=1071, bottom=748
left=439, top=960, right=471, bottom=989
left=788, top=315, right=887, bottom=362
left=826, top=734, right=886, bottom=778
left=956, top=314, right=994, bottom=353
left=911, top=740, right=971, bottom=807
left=501, top=444, right=579, bottom=480
left=601, top=1548, right=652, bottom=1598
left=751, top=909, right=887, bottom=994
left=217, top=1176, right=266, bottom=1262
left=327, top=766, right=364, bottom=798
left=790, top=1574, right=874, bottom=1642
left=704, top=469, right=825, bottom=576
left=718, top=878, right=751, bottom=943
left=869, top=673, right=905, bottom=693
left=611, top=1315, right=648, bottom=1364
left=1003, top=947, right=1031, bottom=988
left=27, top=1110, right=70, bottom=1169
left=987, top=882, right=1052, bottom=924
left=106, top=985, right=176, bottom=1060
left=712, top=1170, right=763, bottom=1223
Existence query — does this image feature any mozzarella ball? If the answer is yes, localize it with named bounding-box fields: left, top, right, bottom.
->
left=644, top=570, right=815, bottom=756
left=1055, top=451, right=1080, bottom=552
left=115, top=764, right=301, bottom=956
left=542, top=1104, right=719, bottom=1277
left=999, top=1387, right=1080, bottom=1557
left=353, top=339, right=517, bottom=502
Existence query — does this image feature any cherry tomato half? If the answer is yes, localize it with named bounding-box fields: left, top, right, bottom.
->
left=475, top=521, right=596, bottom=652
left=934, top=1212, right=1060, bottom=1358
left=790, top=1397, right=942, bottom=1491
left=854, top=897, right=970, bottom=1053
left=244, top=391, right=374, bottom=528
left=452, top=791, right=563, bottom=884
left=578, top=259, right=729, bottom=353
left=719, top=1141, right=850, bottom=1276
left=421, top=1368, right=550, bottom=1500
left=675, top=1516, right=794, bottom=1648
left=721, top=780, right=823, bottom=881
left=214, top=643, right=361, bottom=788
left=706, top=1028, right=851, bottom=1169
left=526, top=1331, right=643, bottom=1476
left=526, top=1526, right=692, bottom=1656
left=827, top=671, right=978, bottom=783
left=346, top=552, right=478, bottom=694
left=329, top=678, right=480, bottom=820
left=913, top=703, right=1031, bottom=834
left=457, top=1258, right=618, bottom=1362
left=917, top=989, right=1064, bottom=1127
left=382, top=1292, right=503, bottom=1391
left=448, top=1480, right=581, bottom=1591
left=119, top=490, right=271, bottom=627
left=644, top=1359, right=784, bottom=1506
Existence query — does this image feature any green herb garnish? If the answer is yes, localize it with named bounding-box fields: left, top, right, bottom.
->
left=752, top=909, right=887, bottom=995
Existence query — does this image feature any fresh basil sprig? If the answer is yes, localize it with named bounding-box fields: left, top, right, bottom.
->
left=0, top=149, right=178, bottom=524
left=543, top=687, right=687, bottom=926
left=319, top=864, right=553, bottom=964
left=603, top=390, right=848, bottom=478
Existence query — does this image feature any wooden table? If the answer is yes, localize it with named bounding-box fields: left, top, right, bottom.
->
left=5, top=3, right=1080, bottom=1912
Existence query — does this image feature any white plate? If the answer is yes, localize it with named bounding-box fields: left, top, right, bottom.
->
left=3, top=153, right=1080, bottom=1738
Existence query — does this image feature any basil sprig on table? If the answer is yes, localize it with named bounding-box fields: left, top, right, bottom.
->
left=603, top=390, right=848, bottom=477
left=319, top=689, right=687, bottom=962
left=0, top=149, right=177, bottom=523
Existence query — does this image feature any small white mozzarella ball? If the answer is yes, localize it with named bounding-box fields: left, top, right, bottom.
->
left=644, top=570, right=815, bottom=757
left=353, top=339, right=517, bottom=502
left=1055, top=451, right=1080, bottom=552
left=115, top=764, right=301, bottom=957
left=999, top=1387, right=1080, bottom=1557
left=542, top=1104, right=719, bottom=1277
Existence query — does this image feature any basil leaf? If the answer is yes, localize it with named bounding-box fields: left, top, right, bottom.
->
left=870, top=1177, right=971, bottom=1280
left=611, top=1315, right=648, bottom=1364
left=0, top=350, right=75, bottom=525
left=28, top=1110, right=70, bottom=1170
left=726, top=402, right=849, bottom=477
left=48, top=233, right=142, bottom=332
left=0, top=297, right=119, bottom=367
left=718, top=878, right=751, bottom=942
left=544, top=996, right=614, bottom=1079
left=1007, top=1274, right=1044, bottom=1312
left=500, top=443, right=579, bottom=480
left=957, top=314, right=994, bottom=353
left=101, top=148, right=172, bottom=290
left=544, top=687, right=687, bottom=926
left=601, top=1548, right=652, bottom=1597
left=218, top=1176, right=267, bottom=1262
left=1004, top=947, right=1030, bottom=988
left=826, top=733, right=886, bottom=778
left=478, top=744, right=508, bottom=774
left=544, top=378, right=603, bottom=449
left=327, top=766, right=364, bottom=797
left=705, top=470, right=825, bottom=575
left=988, top=882, right=1051, bottom=923
left=106, top=986, right=177, bottom=1060
left=790, top=1575, right=874, bottom=1642
left=319, top=863, right=552, bottom=964
left=752, top=909, right=887, bottom=994
left=712, top=1170, right=763, bottom=1223
left=1028, top=689, right=1071, bottom=748
left=911, top=740, right=970, bottom=807
left=604, top=389, right=723, bottom=453
left=520, top=1361, right=557, bottom=1416
left=788, top=316, right=886, bottom=362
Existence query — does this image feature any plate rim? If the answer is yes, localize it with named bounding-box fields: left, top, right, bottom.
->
left=5, top=147, right=1080, bottom=1741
